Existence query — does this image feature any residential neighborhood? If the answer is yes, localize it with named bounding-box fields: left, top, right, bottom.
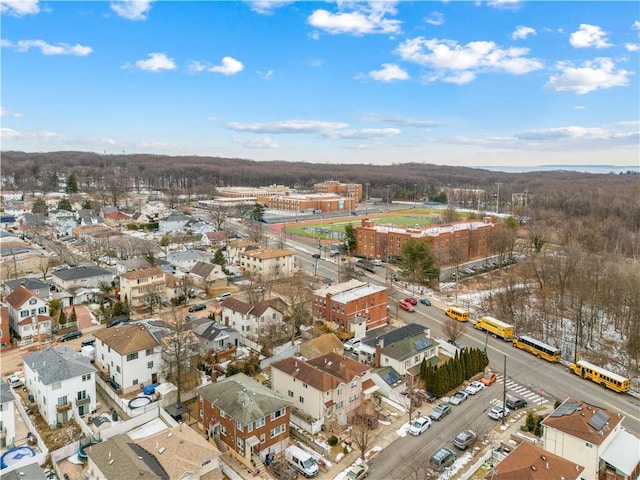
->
left=0, top=174, right=638, bottom=480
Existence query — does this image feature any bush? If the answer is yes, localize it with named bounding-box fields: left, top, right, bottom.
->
left=343, top=445, right=349, bottom=455
left=328, top=435, right=339, bottom=446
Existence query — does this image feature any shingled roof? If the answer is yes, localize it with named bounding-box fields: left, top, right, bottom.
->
left=5, top=285, right=45, bottom=309
left=197, top=373, right=290, bottom=426
left=23, top=346, right=96, bottom=385
left=93, top=323, right=159, bottom=356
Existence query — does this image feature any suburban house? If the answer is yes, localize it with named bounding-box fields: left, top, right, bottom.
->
left=119, top=266, right=166, bottom=309
left=22, top=346, right=97, bottom=428
left=219, top=298, right=285, bottom=342
left=226, top=240, right=259, bottom=265
left=165, top=251, right=214, bottom=273
left=239, top=248, right=296, bottom=281
left=93, top=323, right=162, bottom=395
left=197, top=373, right=292, bottom=472
left=202, top=231, right=227, bottom=249
left=270, top=351, right=377, bottom=431
left=189, top=261, right=227, bottom=291
left=102, top=210, right=131, bottom=228
left=158, top=210, right=191, bottom=233
left=1, top=306, right=11, bottom=349
left=164, top=273, right=187, bottom=302
left=4, top=278, right=52, bottom=300
left=369, top=366, right=406, bottom=405
left=190, top=319, right=239, bottom=356
left=0, top=380, right=16, bottom=448
left=312, top=279, right=388, bottom=332
left=299, top=333, right=344, bottom=360
left=483, top=441, right=584, bottom=480
left=4, top=285, right=52, bottom=341
left=114, top=257, right=152, bottom=275
left=541, top=397, right=639, bottom=480
left=51, top=265, right=116, bottom=292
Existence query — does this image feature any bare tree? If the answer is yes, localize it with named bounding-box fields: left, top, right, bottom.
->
left=397, top=452, right=439, bottom=480
left=162, top=309, right=201, bottom=403
left=442, top=317, right=467, bottom=344
left=275, top=271, right=314, bottom=343
left=209, top=205, right=229, bottom=231
left=350, top=405, right=375, bottom=461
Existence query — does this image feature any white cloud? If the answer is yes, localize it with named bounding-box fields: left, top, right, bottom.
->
left=511, top=26, right=536, bottom=40
left=361, top=114, right=442, bottom=128
left=570, top=24, right=611, bottom=49
left=365, top=63, right=409, bottom=82
left=235, top=136, right=280, bottom=149
left=308, top=2, right=401, bottom=36
left=226, top=120, right=348, bottom=134
left=323, top=128, right=401, bottom=139
left=547, top=58, right=630, bottom=94
left=0, top=106, right=23, bottom=117
left=307, top=58, right=324, bottom=68
left=396, top=37, right=542, bottom=83
left=514, top=125, right=639, bottom=147
left=132, top=52, right=176, bottom=72
left=0, top=0, right=39, bottom=16
left=486, top=0, right=520, bottom=10
left=258, top=70, right=274, bottom=80
left=424, top=11, right=444, bottom=26
left=573, top=105, right=587, bottom=110
left=633, top=20, right=640, bottom=31
left=626, top=43, right=640, bottom=52
left=246, top=0, right=293, bottom=15
left=210, top=57, right=244, bottom=75
left=110, top=0, right=153, bottom=21
left=2, top=39, right=92, bottom=56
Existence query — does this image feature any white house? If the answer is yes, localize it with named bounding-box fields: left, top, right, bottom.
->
left=271, top=352, right=377, bottom=430
left=189, top=261, right=227, bottom=291
left=51, top=265, right=116, bottom=292
left=4, top=285, right=52, bottom=341
left=219, top=298, right=285, bottom=341
left=158, top=210, right=191, bottom=233
left=165, top=250, right=214, bottom=272
left=0, top=381, right=16, bottom=448
left=239, top=247, right=296, bottom=281
left=22, top=346, right=97, bottom=428
left=93, top=323, right=161, bottom=395
left=119, top=266, right=166, bottom=309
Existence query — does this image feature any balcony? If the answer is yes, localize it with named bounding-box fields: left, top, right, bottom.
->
left=76, top=396, right=91, bottom=407
left=56, top=402, right=72, bottom=413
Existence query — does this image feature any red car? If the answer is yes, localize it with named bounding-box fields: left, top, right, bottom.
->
left=404, top=297, right=418, bottom=306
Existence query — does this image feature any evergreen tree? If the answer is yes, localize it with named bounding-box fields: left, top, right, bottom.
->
left=66, top=172, right=79, bottom=194
left=58, top=309, right=67, bottom=327
left=343, top=223, right=356, bottom=253
left=70, top=308, right=78, bottom=325
left=82, top=199, right=93, bottom=210
left=32, top=197, right=47, bottom=214
left=212, top=248, right=226, bottom=268
left=58, top=197, right=73, bottom=211
left=249, top=203, right=266, bottom=222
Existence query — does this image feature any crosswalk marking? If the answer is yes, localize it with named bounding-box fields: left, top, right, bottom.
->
left=493, top=374, right=548, bottom=405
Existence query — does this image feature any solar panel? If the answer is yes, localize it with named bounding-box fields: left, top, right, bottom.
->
left=551, top=402, right=579, bottom=417
left=587, top=411, right=610, bottom=431
left=382, top=370, right=401, bottom=385
left=414, top=338, right=429, bottom=351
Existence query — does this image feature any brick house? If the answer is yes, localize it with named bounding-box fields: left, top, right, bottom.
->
left=312, top=279, right=388, bottom=332
left=197, top=373, right=291, bottom=471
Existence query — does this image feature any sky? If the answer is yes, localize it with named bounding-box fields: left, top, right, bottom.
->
left=1, top=0, right=639, bottom=168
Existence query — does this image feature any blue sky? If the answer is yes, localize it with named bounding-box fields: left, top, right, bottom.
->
left=1, top=0, right=638, bottom=167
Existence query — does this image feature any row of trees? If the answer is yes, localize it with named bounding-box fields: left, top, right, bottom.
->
left=420, top=348, right=489, bottom=398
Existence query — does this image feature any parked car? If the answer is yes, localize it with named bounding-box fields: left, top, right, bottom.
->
left=480, top=372, right=497, bottom=386
left=419, top=298, right=431, bottom=306
left=107, top=315, right=129, bottom=328
left=345, top=463, right=369, bottom=480
left=429, top=404, right=452, bottom=421
left=188, top=303, right=207, bottom=312
left=449, top=391, right=468, bottom=406
left=344, top=338, right=362, bottom=352
left=215, top=292, right=232, bottom=302
left=7, top=374, right=24, bottom=388
left=453, top=429, right=477, bottom=450
left=409, top=416, right=432, bottom=436
left=403, top=297, right=418, bottom=306
left=59, top=330, right=82, bottom=342
left=488, top=406, right=510, bottom=420
left=464, top=381, right=485, bottom=395
left=505, top=396, right=528, bottom=410
left=430, top=447, right=457, bottom=471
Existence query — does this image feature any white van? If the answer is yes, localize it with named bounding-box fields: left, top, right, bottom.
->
left=215, top=292, right=232, bottom=302
left=284, top=445, right=319, bottom=478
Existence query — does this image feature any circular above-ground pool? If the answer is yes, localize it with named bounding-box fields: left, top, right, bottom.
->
left=128, top=396, right=152, bottom=409
left=1, top=446, right=36, bottom=469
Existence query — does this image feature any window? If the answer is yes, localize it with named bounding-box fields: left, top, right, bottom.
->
left=247, top=422, right=253, bottom=433
left=349, top=394, right=358, bottom=404
left=303, top=383, right=308, bottom=389
left=237, top=421, right=243, bottom=432
left=337, top=388, right=343, bottom=395
left=299, top=396, right=304, bottom=404
left=271, top=408, right=285, bottom=421
left=77, top=390, right=87, bottom=400
left=133, top=379, right=138, bottom=385
left=220, top=425, right=226, bottom=435
left=116, top=366, right=121, bottom=373
left=146, top=348, right=154, bottom=356
left=57, top=395, right=68, bottom=407
left=260, top=433, right=265, bottom=444
left=350, top=380, right=357, bottom=388
left=270, top=424, right=286, bottom=438
left=127, top=352, right=139, bottom=361
left=256, top=417, right=265, bottom=428
left=147, top=361, right=154, bottom=369
left=82, top=374, right=91, bottom=381
left=38, top=307, right=47, bottom=314
left=220, top=410, right=226, bottom=418
left=288, top=390, right=293, bottom=397
left=336, top=401, right=344, bottom=410
left=52, top=382, right=61, bottom=390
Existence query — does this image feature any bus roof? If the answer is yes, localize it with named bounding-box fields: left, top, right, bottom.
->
left=518, top=335, right=559, bottom=351
left=480, top=316, right=514, bottom=329
left=576, top=360, right=629, bottom=383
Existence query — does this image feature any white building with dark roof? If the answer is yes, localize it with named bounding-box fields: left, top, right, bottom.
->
left=219, top=298, right=285, bottom=343
left=51, top=265, right=115, bottom=292
left=23, top=346, right=97, bottom=427
left=0, top=380, right=17, bottom=448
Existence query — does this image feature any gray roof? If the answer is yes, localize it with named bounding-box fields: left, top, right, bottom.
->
left=196, top=322, right=236, bottom=342
left=361, top=323, right=426, bottom=349
left=160, top=210, right=191, bottom=222
left=87, top=434, right=166, bottom=480
left=23, top=346, right=96, bottom=385
left=0, top=381, right=13, bottom=404
left=197, top=373, right=290, bottom=425
left=0, top=462, right=48, bottom=480
left=5, top=277, right=50, bottom=293
left=381, top=332, right=435, bottom=361
left=53, top=265, right=114, bottom=281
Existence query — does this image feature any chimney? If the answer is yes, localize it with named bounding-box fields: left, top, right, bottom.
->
left=375, top=343, right=382, bottom=368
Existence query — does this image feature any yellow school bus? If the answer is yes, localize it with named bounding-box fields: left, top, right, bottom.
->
left=473, top=316, right=514, bottom=341
left=513, top=335, right=561, bottom=362
left=445, top=307, right=469, bottom=322
left=569, top=360, right=631, bottom=393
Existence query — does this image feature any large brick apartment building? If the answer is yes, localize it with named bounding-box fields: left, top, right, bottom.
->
left=313, top=181, right=363, bottom=201
left=354, top=217, right=504, bottom=266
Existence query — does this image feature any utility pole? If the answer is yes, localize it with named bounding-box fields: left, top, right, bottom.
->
left=502, top=354, right=507, bottom=426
